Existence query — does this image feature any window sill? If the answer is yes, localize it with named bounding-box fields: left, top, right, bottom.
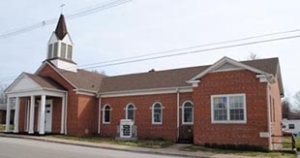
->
left=182, top=122, right=193, bottom=125
left=102, top=122, right=111, bottom=124
left=152, top=122, right=162, bottom=125
left=211, top=120, right=246, bottom=124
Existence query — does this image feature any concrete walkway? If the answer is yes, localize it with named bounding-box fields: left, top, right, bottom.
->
left=0, top=133, right=255, bottom=158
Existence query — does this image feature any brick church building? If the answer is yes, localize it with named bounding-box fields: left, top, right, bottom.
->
left=5, top=14, right=284, bottom=150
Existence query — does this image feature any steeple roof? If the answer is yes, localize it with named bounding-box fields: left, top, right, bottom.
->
left=54, top=14, right=68, bottom=40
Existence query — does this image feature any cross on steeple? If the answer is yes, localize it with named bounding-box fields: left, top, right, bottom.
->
left=60, top=1, right=66, bottom=14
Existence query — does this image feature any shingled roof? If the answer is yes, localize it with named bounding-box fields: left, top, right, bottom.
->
left=54, top=14, right=68, bottom=40
left=57, top=69, right=105, bottom=92
left=99, top=57, right=280, bottom=93
left=43, top=57, right=281, bottom=94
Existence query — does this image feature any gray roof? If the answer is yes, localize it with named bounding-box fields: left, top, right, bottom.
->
left=57, top=69, right=105, bottom=92
left=99, top=57, right=280, bottom=93
left=33, top=57, right=282, bottom=95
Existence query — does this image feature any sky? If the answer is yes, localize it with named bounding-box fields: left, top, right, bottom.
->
left=0, top=0, right=300, bottom=97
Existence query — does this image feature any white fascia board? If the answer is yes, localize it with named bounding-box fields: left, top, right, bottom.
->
left=35, top=62, right=78, bottom=89
left=256, top=74, right=275, bottom=83
left=6, top=88, right=66, bottom=98
left=99, top=86, right=193, bottom=98
left=74, top=89, right=97, bottom=96
left=188, top=56, right=265, bottom=82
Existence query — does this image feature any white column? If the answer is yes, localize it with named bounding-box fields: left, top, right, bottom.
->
left=29, top=96, right=35, bottom=134
left=26, top=100, right=30, bottom=132
left=60, top=96, right=65, bottom=134
left=13, top=97, right=20, bottom=133
left=39, top=95, right=46, bottom=135
left=5, top=97, right=11, bottom=132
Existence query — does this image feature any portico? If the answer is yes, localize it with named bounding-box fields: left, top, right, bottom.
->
left=4, top=73, right=67, bottom=135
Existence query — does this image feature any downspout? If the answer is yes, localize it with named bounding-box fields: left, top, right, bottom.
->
left=267, top=83, right=272, bottom=150
left=176, top=88, right=180, bottom=141
left=98, top=96, right=102, bottom=134
left=65, top=91, right=68, bottom=135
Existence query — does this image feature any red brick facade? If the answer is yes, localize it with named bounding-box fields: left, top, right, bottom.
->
left=100, top=93, right=193, bottom=140
left=14, top=60, right=283, bottom=150
left=193, top=70, right=270, bottom=147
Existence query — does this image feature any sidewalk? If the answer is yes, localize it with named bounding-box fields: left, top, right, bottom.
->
left=0, top=133, right=254, bottom=158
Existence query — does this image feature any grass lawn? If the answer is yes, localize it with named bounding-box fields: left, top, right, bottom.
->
left=282, top=136, right=300, bottom=149
left=0, top=124, right=13, bottom=131
left=183, top=145, right=297, bottom=158
left=48, top=135, right=174, bottom=148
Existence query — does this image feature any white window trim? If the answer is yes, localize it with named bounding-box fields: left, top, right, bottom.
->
left=151, top=102, right=163, bottom=125
left=182, top=101, right=194, bottom=125
left=125, top=103, right=136, bottom=120
left=211, top=93, right=247, bottom=124
left=102, top=104, right=111, bottom=124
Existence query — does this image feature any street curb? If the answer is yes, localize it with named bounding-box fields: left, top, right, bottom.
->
left=0, top=133, right=209, bottom=158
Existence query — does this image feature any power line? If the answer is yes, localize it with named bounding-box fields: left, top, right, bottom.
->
left=0, top=33, right=299, bottom=84
left=78, top=29, right=300, bottom=68
left=0, top=0, right=132, bottom=39
left=81, top=34, right=300, bottom=69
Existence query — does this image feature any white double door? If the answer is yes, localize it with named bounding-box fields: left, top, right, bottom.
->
left=38, top=100, right=53, bottom=133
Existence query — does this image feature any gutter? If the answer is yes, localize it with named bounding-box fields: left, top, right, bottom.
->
left=176, top=88, right=180, bottom=141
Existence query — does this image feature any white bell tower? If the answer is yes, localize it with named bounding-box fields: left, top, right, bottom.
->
left=46, top=14, right=77, bottom=72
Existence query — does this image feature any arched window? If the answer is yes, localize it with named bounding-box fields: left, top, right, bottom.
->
left=103, top=105, right=111, bottom=124
left=182, top=101, right=193, bottom=124
left=152, top=102, right=162, bottom=124
left=126, top=104, right=135, bottom=120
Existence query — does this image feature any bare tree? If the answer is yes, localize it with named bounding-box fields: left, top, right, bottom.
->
left=247, top=52, right=259, bottom=60
left=282, top=98, right=290, bottom=119
left=0, top=84, right=7, bottom=104
left=292, top=91, right=300, bottom=110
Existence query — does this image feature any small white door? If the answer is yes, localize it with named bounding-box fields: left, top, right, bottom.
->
left=45, top=103, right=52, bottom=133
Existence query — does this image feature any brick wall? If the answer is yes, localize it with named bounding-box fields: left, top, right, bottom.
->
left=269, top=75, right=283, bottom=149
left=193, top=70, right=269, bottom=148
left=100, top=92, right=193, bottom=141
left=52, top=97, right=62, bottom=133
left=38, top=64, right=79, bottom=135
left=77, top=94, right=98, bottom=136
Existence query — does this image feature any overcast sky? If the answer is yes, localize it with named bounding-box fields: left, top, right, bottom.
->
left=0, top=0, right=300, bottom=97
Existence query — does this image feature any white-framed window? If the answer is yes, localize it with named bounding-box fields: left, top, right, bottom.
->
left=102, top=105, right=111, bottom=124
left=182, top=101, right=193, bottom=124
left=126, top=104, right=135, bottom=120
left=152, top=102, right=163, bottom=124
left=211, top=94, right=246, bottom=123
left=289, top=124, right=295, bottom=129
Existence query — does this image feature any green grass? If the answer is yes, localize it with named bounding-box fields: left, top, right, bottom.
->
left=48, top=135, right=174, bottom=148
left=282, top=136, right=300, bottom=149
left=183, top=145, right=296, bottom=158
left=0, top=124, right=13, bottom=131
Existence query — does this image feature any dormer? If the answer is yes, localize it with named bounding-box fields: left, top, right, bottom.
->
left=47, top=14, right=77, bottom=72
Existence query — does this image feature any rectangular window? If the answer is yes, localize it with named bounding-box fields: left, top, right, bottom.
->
left=53, top=42, right=58, bottom=57
left=67, top=45, right=73, bottom=59
left=61, top=43, right=67, bottom=58
left=289, top=124, right=295, bottom=129
left=211, top=94, right=246, bottom=123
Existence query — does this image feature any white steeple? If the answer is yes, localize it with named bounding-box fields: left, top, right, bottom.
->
left=47, top=14, right=77, bottom=72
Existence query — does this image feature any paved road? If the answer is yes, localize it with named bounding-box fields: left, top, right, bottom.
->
left=0, top=137, right=179, bottom=158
